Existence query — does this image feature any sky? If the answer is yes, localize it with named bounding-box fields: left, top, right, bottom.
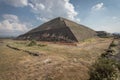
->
left=0, top=0, right=120, bottom=37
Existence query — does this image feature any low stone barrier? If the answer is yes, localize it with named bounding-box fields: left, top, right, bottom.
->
left=6, top=44, right=39, bottom=56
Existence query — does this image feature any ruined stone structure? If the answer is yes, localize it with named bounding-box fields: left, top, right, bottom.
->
left=17, top=17, right=97, bottom=42
left=96, top=31, right=112, bottom=38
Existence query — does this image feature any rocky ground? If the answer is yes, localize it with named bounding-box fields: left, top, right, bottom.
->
left=111, top=39, right=120, bottom=62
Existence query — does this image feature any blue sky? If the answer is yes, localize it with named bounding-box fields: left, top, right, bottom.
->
left=0, top=0, right=120, bottom=37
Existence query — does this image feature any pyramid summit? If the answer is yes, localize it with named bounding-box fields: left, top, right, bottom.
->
left=17, top=17, right=97, bottom=42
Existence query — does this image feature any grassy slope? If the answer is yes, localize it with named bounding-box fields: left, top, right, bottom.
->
left=0, top=38, right=112, bottom=80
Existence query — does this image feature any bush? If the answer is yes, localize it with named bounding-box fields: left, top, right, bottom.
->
left=27, top=40, right=37, bottom=46
left=89, top=58, right=118, bottom=80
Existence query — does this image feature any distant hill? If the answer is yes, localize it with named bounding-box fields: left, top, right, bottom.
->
left=0, top=36, right=15, bottom=39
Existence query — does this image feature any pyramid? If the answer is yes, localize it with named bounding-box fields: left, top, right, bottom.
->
left=17, top=17, right=97, bottom=42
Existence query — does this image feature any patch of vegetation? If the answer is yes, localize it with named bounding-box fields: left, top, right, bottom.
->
left=101, top=52, right=110, bottom=58
left=89, top=57, right=119, bottom=80
left=37, top=44, right=47, bottom=47
left=15, top=42, right=27, bottom=45
left=27, top=40, right=47, bottom=47
left=27, top=40, right=37, bottom=46
left=110, top=42, right=117, bottom=47
left=101, top=49, right=115, bottom=58
left=83, top=38, right=94, bottom=42
left=116, top=62, right=120, bottom=71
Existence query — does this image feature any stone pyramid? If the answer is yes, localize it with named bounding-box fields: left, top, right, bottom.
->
left=17, top=17, right=96, bottom=42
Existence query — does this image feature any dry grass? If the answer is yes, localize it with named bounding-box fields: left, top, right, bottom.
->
left=0, top=38, right=113, bottom=80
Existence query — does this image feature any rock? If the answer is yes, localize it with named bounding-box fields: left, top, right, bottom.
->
left=43, top=58, right=52, bottom=64
left=73, top=58, right=77, bottom=63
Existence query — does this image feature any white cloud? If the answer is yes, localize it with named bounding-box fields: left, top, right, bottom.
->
left=28, top=3, right=45, bottom=11
left=3, top=14, right=19, bottom=22
left=92, top=3, right=104, bottom=11
left=36, top=16, right=49, bottom=22
left=2, top=0, right=28, bottom=7
left=28, top=0, right=80, bottom=22
left=0, top=14, right=29, bottom=36
left=1, top=0, right=80, bottom=23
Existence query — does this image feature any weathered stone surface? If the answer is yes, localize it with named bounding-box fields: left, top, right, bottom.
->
left=17, top=17, right=97, bottom=42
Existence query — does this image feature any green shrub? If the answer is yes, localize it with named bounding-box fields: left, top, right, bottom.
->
left=27, top=40, right=36, bottom=46
left=89, top=58, right=118, bottom=80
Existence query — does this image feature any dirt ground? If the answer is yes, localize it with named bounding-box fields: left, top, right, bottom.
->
left=0, top=38, right=113, bottom=80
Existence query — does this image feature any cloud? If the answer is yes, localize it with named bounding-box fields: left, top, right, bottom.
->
left=1, top=0, right=80, bottom=23
left=28, top=0, right=80, bottom=22
left=36, top=16, right=49, bottom=22
left=0, top=14, right=29, bottom=36
left=92, top=3, right=105, bottom=11
left=3, top=14, right=19, bottom=22
left=28, top=2, right=45, bottom=11
left=1, top=0, right=28, bottom=7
